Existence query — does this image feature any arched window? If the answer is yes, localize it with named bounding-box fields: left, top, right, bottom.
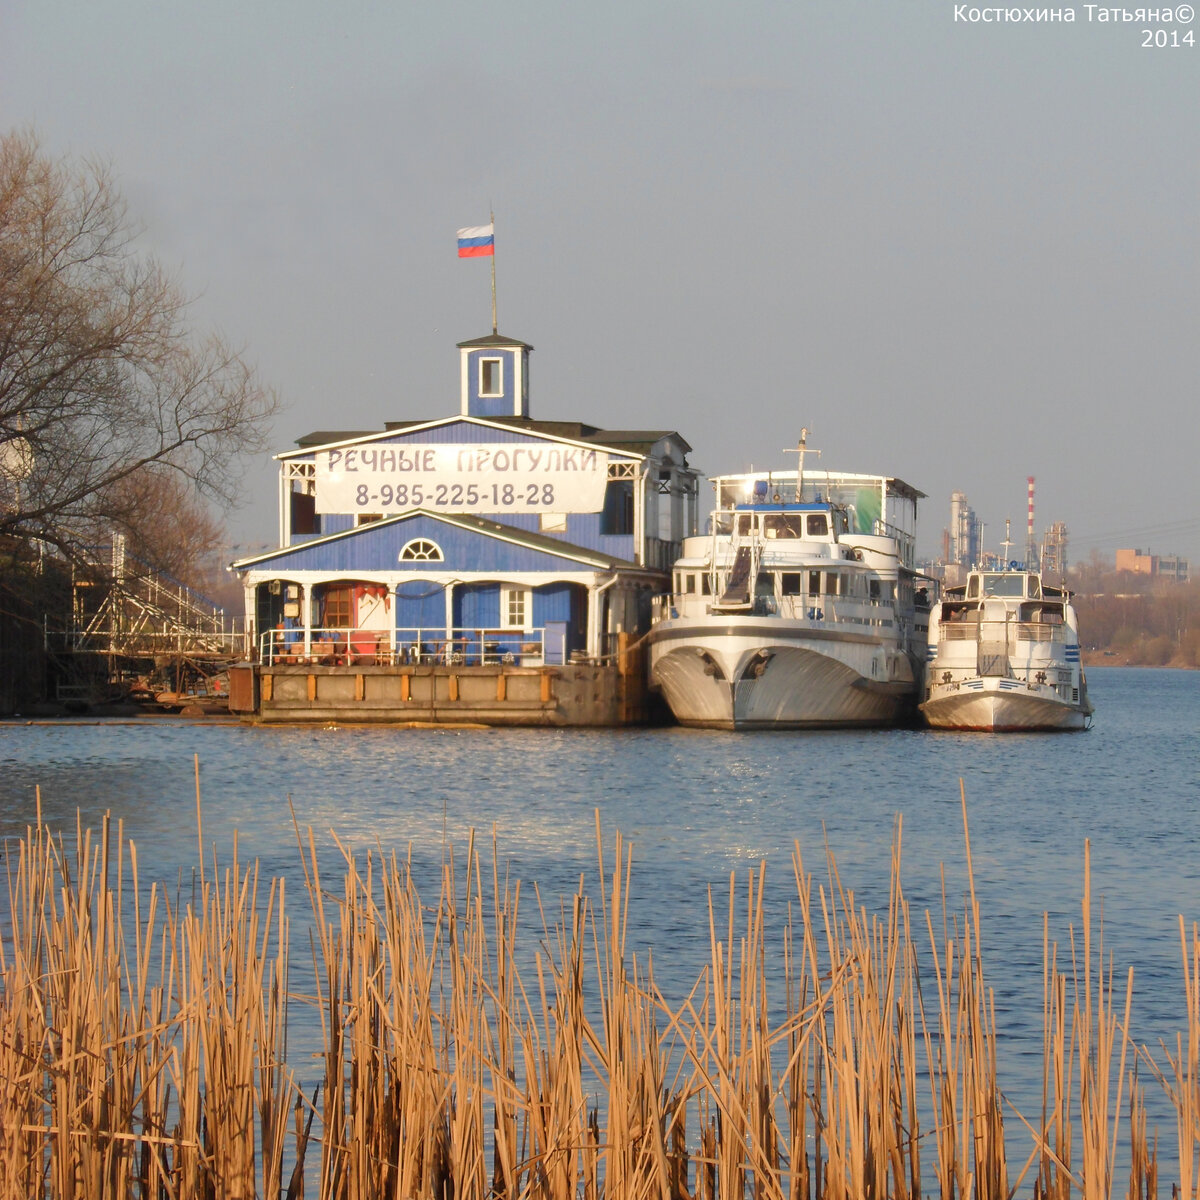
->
left=400, top=538, right=444, bottom=562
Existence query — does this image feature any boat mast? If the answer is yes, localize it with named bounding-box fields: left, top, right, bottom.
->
left=1000, top=518, right=1014, bottom=566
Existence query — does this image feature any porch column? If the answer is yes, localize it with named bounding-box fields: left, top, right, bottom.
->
left=300, top=582, right=312, bottom=660
left=243, top=583, right=256, bottom=660
left=443, top=581, right=455, bottom=654
left=278, top=464, right=288, bottom=547
left=586, top=584, right=600, bottom=660
left=386, top=583, right=397, bottom=660
left=588, top=576, right=619, bottom=660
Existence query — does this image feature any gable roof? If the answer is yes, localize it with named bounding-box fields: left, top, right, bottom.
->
left=290, top=415, right=691, bottom=457
left=456, top=334, right=533, bottom=350
left=282, top=414, right=664, bottom=460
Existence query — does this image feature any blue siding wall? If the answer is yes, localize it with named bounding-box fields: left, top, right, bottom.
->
left=264, top=513, right=615, bottom=574
left=453, top=584, right=500, bottom=629
left=531, top=583, right=574, bottom=626
left=394, top=579, right=445, bottom=639
left=315, top=505, right=636, bottom=559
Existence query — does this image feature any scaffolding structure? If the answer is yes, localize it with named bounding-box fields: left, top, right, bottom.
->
left=46, top=535, right=247, bottom=704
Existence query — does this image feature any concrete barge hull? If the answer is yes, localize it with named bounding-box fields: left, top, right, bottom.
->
left=228, top=662, right=649, bottom=727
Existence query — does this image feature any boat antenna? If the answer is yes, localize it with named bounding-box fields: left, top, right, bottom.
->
left=1000, top=518, right=1013, bottom=566
left=784, top=428, right=814, bottom=500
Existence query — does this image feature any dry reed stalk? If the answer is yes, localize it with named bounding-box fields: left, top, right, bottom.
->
left=920, top=788, right=1008, bottom=1200
left=588, top=818, right=677, bottom=1200
left=45, top=812, right=167, bottom=1198
left=801, top=821, right=924, bottom=1200
left=11, top=784, right=1200, bottom=1200
left=1146, top=918, right=1200, bottom=1200
left=1126, top=1070, right=1158, bottom=1200
left=1069, top=841, right=1136, bottom=1200
left=384, top=844, right=451, bottom=1200
left=1037, top=916, right=1074, bottom=1200
left=688, top=863, right=779, bottom=1200
left=782, top=895, right=813, bottom=1200
left=522, top=887, right=591, bottom=1198
left=483, top=840, right=521, bottom=1198
left=0, top=796, right=296, bottom=1200
left=0, top=792, right=58, bottom=1200
left=173, top=833, right=293, bottom=1200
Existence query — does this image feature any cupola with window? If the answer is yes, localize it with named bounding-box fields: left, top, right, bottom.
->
left=458, top=333, right=533, bottom=418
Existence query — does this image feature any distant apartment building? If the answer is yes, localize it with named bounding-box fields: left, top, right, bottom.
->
left=1115, top=548, right=1190, bottom=582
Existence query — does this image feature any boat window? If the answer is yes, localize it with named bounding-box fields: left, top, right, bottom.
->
left=825, top=572, right=841, bottom=596
left=755, top=572, right=774, bottom=595
left=701, top=574, right=711, bottom=595
left=736, top=513, right=755, bottom=536
left=966, top=575, right=981, bottom=599
left=806, top=514, right=829, bottom=537
left=1028, top=576, right=1041, bottom=598
left=686, top=573, right=697, bottom=594
left=808, top=571, right=821, bottom=596
left=869, top=579, right=881, bottom=600
left=781, top=573, right=803, bottom=596
left=713, top=513, right=734, bottom=536
left=763, top=513, right=804, bottom=539
left=981, top=573, right=1026, bottom=597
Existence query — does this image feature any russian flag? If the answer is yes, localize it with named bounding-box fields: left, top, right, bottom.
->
left=457, top=223, right=494, bottom=257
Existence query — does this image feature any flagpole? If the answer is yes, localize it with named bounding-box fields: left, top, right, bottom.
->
left=490, top=209, right=498, bottom=334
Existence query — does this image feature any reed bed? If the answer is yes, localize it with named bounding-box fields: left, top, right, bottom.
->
left=1, top=778, right=1198, bottom=1200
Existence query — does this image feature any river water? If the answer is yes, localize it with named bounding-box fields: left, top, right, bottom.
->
left=1, top=665, right=1197, bottom=1183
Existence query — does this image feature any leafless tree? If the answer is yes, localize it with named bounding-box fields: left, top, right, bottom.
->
left=0, top=129, right=278, bottom=563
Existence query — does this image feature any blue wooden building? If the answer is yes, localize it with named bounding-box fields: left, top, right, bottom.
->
left=232, top=332, right=699, bottom=673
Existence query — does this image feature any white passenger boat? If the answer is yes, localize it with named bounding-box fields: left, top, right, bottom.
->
left=646, top=442, right=932, bottom=730
left=920, top=567, right=1092, bottom=731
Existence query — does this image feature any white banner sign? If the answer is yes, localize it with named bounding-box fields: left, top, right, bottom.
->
left=314, top=442, right=611, bottom=515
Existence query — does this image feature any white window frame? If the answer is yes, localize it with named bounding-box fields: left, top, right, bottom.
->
left=479, top=357, right=503, bottom=397
left=399, top=538, right=444, bottom=562
left=499, top=584, right=531, bottom=629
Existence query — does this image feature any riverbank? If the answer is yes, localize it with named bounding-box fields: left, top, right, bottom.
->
left=1083, top=649, right=1198, bottom=668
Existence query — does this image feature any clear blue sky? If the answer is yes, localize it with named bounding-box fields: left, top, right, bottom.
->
left=3, top=0, right=1196, bottom=564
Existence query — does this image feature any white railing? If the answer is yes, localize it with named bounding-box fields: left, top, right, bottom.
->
left=938, top=621, right=1068, bottom=643
left=260, top=626, right=557, bottom=667
left=654, top=592, right=897, bottom=629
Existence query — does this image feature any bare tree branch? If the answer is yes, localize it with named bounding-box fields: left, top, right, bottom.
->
left=0, top=129, right=279, bottom=561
